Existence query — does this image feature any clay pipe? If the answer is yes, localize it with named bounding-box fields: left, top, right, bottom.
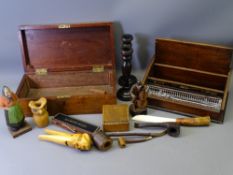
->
left=134, top=122, right=181, bottom=137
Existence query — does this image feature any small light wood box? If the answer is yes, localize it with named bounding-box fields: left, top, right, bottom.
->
left=16, top=22, right=117, bottom=116
left=102, top=104, right=129, bottom=132
left=143, top=38, right=232, bottom=123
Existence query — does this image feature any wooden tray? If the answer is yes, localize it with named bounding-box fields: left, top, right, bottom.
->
left=143, top=38, right=232, bottom=123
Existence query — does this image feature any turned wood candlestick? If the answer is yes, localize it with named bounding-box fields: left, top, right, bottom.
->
left=117, top=34, right=137, bottom=101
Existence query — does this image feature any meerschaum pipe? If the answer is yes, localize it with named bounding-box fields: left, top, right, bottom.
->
left=38, top=129, right=93, bottom=151
left=29, top=97, right=49, bottom=128
left=29, top=97, right=47, bottom=113
left=132, top=115, right=210, bottom=126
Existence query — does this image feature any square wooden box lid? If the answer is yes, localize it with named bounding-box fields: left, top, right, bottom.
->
left=155, top=38, right=232, bottom=75
left=18, top=22, right=116, bottom=73
left=102, top=104, right=129, bottom=125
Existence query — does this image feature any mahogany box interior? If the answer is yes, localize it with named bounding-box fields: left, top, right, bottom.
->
left=143, top=38, right=232, bottom=123
left=16, top=22, right=116, bottom=116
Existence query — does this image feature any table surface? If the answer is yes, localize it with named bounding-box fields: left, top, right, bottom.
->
left=0, top=71, right=233, bottom=175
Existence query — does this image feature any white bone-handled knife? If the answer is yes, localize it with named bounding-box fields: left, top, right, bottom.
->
left=132, top=115, right=210, bottom=126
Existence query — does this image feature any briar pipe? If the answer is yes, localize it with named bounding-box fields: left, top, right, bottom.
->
left=134, top=122, right=180, bottom=137
left=107, top=129, right=167, bottom=148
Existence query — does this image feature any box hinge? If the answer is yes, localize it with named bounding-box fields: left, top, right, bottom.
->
left=92, top=65, right=104, bottom=72
left=35, top=68, right=48, bottom=75
left=58, top=24, right=71, bottom=29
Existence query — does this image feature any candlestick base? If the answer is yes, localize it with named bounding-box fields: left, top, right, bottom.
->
left=117, top=88, right=132, bottom=101
left=118, top=75, right=137, bottom=87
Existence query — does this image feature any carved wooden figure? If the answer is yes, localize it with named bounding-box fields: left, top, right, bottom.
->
left=129, top=81, right=148, bottom=116
left=0, top=86, right=31, bottom=137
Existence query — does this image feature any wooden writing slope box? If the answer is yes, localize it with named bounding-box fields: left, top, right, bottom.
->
left=103, top=104, right=129, bottom=132
left=143, top=38, right=232, bottom=123
left=16, top=22, right=116, bottom=116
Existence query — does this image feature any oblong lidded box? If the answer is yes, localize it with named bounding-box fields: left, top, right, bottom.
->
left=16, top=22, right=116, bottom=116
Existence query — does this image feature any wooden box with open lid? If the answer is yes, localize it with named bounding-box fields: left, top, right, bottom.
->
left=16, top=22, right=116, bottom=116
left=143, top=38, right=232, bottom=123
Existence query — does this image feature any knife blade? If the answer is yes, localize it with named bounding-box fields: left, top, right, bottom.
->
left=132, top=115, right=210, bottom=126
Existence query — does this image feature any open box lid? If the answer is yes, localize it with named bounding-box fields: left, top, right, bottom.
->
left=18, top=22, right=115, bottom=73
left=155, top=38, right=233, bottom=75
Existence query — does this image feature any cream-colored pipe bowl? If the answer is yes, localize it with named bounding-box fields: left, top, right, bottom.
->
left=28, top=97, right=49, bottom=128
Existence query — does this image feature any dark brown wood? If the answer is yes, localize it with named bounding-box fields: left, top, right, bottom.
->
left=16, top=22, right=116, bottom=116
left=155, top=38, right=232, bottom=75
left=19, top=22, right=115, bottom=73
left=144, top=38, right=232, bottom=123
left=19, top=22, right=113, bottom=30
left=222, top=72, right=232, bottom=110
left=150, top=64, right=227, bottom=90
left=26, top=71, right=112, bottom=88
left=117, top=34, right=137, bottom=101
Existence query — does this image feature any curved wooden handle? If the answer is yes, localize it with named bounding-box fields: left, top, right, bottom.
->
left=176, top=116, right=210, bottom=126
